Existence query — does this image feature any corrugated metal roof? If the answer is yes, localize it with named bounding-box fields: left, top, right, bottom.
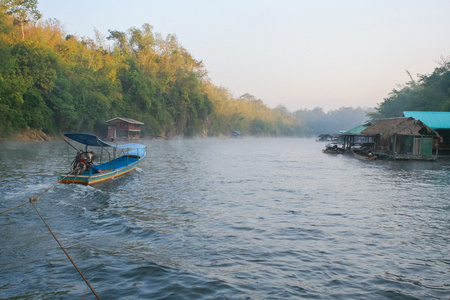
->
left=403, top=111, right=450, bottom=129
left=341, top=123, right=371, bottom=135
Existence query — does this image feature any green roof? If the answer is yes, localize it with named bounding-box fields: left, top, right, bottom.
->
left=403, top=111, right=450, bottom=129
left=341, top=123, right=371, bottom=135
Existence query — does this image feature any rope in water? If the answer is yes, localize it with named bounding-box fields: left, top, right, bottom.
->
left=0, top=170, right=101, bottom=299
left=30, top=198, right=101, bottom=299
left=0, top=200, right=30, bottom=215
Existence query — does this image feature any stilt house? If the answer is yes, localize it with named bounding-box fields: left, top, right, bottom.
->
left=339, top=122, right=373, bottom=151
left=403, top=111, right=450, bottom=156
left=361, top=117, right=440, bottom=160
left=106, top=117, right=144, bottom=140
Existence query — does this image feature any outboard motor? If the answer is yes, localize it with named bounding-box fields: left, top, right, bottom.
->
left=73, top=151, right=95, bottom=172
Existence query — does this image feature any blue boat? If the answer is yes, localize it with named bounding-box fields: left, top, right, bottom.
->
left=58, top=133, right=147, bottom=185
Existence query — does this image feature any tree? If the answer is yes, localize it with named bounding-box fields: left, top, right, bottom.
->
left=368, top=58, right=450, bottom=121
left=0, top=11, right=309, bottom=138
left=1, top=0, right=42, bottom=39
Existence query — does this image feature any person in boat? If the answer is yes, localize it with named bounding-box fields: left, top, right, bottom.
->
left=73, top=151, right=95, bottom=172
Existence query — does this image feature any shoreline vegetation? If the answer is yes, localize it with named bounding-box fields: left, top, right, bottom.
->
left=13, top=127, right=52, bottom=141
left=1, top=2, right=449, bottom=141
left=0, top=127, right=51, bottom=141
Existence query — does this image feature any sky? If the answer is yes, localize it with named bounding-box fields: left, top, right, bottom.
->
left=37, top=0, right=450, bottom=112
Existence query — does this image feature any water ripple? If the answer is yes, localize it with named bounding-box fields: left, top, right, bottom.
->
left=1, top=139, right=449, bottom=299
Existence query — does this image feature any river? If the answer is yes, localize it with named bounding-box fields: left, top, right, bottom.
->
left=0, top=138, right=449, bottom=299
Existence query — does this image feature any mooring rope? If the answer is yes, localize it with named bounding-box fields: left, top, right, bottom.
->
left=30, top=199, right=101, bottom=299
left=72, top=167, right=82, bottom=184
left=0, top=200, right=30, bottom=215
left=0, top=170, right=101, bottom=299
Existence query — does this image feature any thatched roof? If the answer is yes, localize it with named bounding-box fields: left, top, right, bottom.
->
left=361, top=117, right=439, bottom=137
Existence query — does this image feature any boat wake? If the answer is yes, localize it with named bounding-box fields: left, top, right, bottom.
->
left=53, top=184, right=110, bottom=211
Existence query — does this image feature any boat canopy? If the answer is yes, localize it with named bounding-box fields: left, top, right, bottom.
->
left=64, top=133, right=146, bottom=149
left=116, top=143, right=147, bottom=149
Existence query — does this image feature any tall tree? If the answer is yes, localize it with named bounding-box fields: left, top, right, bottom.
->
left=368, top=58, right=450, bottom=121
left=0, top=7, right=306, bottom=138
left=1, top=0, right=41, bottom=39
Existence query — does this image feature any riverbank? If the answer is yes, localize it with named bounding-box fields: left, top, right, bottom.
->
left=0, top=127, right=54, bottom=142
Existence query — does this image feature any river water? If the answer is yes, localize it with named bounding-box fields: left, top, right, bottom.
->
left=0, top=138, right=449, bottom=299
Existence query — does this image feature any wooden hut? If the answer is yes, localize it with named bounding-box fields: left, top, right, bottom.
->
left=403, top=111, right=450, bottom=157
left=106, top=117, right=144, bottom=140
left=339, top=122, right=373, bottom=152
left=361, top=117, right=440, bottom=160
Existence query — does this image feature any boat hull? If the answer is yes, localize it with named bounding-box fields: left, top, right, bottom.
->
left=352, top=149, right=377, bottom=161
left=58, top=163, right=138, bottom=185
left=59, top=133, right=146, bottom=185
left=323, top=148, right=343, bottom=154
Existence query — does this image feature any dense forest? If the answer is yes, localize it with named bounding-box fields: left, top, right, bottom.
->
left=0, top=1, right=370, bottom=139
left=368, top=61, right=450, bottom=120
left=1, top=2, right=449, bottom=140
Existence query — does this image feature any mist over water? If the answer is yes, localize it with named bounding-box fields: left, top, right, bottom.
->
left=1, top=138, right=449, bottom=299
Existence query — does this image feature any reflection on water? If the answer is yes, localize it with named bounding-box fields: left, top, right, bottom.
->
left=1, top=138, right=449, bottom=299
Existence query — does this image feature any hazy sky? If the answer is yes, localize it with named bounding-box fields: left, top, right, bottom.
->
left=37, top=0, right=450, bottom=112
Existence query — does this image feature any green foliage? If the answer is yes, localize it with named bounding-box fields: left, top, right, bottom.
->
left=249, top=118, right=275, bottom=136
left=0, top=104, right=15, bottom=136
left=22, top=86, right=52, bottom=129
left=1, top=0, right=41, bottom=39
left=0, top=9, right=347, bottom=139
left=369, top=63, right=450, bottom=120
left=1, top=0, right=42, bottom=22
